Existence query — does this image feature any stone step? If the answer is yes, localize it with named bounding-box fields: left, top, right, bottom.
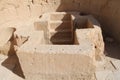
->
left=49, top=21, right=72, bottom=31
left=50, top=36, right=73, bottom=44
left=50, top=13, right=71, bottom=21
left=49, top=30, right=73, bottom=44
left=49, top=31, right=73, bottom=39
left=49, top=31, right=73, bottom=44
left=49, top=29, right=72, bottom=33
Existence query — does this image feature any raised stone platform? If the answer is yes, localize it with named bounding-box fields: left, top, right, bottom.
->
left=16, top=12, right=104, bottom=80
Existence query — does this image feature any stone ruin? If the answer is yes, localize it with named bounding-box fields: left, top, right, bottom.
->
left=0, top=12, right=104, bottom=80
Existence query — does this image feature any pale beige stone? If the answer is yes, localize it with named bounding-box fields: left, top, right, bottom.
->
left=16, top=12, right=99, bottom=80
left=17, top=43, right=95, bottom=80
left=74, top=15, right=104, bottom=61
left=0, top=27, right=15, bottom=46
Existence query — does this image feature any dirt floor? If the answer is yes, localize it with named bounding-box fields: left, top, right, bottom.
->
left=95, top=37, right=120, bottom=80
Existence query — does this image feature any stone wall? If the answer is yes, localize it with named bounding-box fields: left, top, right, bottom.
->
left=0, top=0, right=120, bottom=42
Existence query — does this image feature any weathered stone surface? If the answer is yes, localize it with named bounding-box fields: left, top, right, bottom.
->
left=17, top=43, right=95, bottom=80
left=74, top=15, right=104, bottom=61
left=15, top=12, right=105, bottom=80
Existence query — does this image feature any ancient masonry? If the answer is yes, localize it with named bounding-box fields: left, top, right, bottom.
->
left=0, top=12, right=104, bottom=80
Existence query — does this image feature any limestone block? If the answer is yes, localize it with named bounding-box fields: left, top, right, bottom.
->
left=34, top=20, right=48, bottom=31
left=93, top=25, right=104, bottom=60
left=87, top=16, right=104, bottom=60
left=50, top=12, right=71, bottom=21
left=34, top=13, right=52, bottom=44
left=75, top=28, right=104, bottom=61
left=74, top=15, right=104, bottom=61
left=17, top=43, right=95, bottom=80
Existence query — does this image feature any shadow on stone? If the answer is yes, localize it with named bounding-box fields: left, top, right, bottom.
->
left=1, top=35, right=25, bottom=79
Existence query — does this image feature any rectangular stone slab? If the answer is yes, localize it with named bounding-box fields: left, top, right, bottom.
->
left=17, top=42, right=96, bottom=80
